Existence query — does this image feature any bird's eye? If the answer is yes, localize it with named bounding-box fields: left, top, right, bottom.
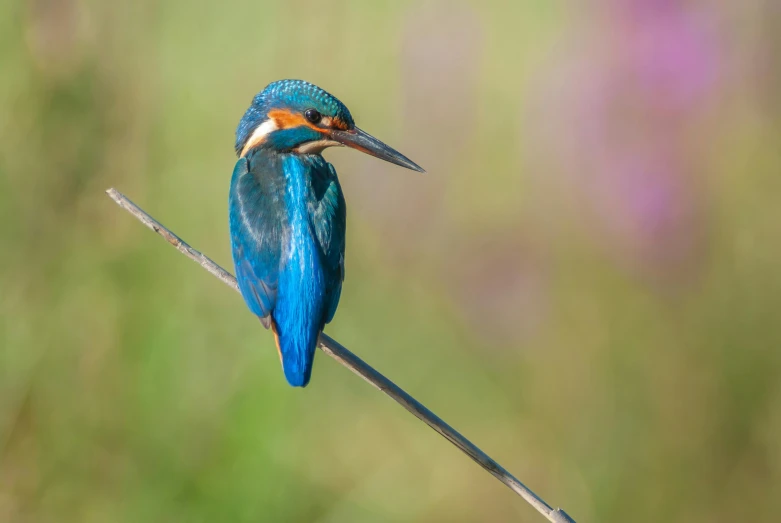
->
left=304, top=109, right=322, bottom=124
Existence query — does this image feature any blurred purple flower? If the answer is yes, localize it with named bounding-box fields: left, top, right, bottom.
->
left=591, top=146, right=703, bottom=271
left=528, top=0, right=722, bottom=280
left=612, top=0, right=720, bottom=111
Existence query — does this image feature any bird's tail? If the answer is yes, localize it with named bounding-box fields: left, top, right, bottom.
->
left=269, top=316, right=318, bottom=387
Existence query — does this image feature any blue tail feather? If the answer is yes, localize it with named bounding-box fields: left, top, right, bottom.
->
left=273, top=315, right=320, bottom=387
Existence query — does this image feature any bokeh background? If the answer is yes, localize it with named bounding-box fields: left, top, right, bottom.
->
left=2, top=1, right=781, bottom=521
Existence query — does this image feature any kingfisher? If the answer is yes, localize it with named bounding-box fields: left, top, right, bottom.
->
left=230, top=79, right=424, bottom=387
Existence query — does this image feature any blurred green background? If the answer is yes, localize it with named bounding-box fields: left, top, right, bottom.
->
left=2, top=1, right=781, bottom=521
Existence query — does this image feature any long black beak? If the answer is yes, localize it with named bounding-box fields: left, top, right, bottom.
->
left=331, top=127, right=425, bottom=173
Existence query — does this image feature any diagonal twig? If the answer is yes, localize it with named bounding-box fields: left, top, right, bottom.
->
left=105, top=188, right=576, bottom=523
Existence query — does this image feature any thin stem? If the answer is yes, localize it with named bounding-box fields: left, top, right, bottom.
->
left=106, top=188, right=576, bottom=523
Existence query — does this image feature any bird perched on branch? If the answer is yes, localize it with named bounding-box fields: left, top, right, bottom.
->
left=230, top=80, right=424, bottom=387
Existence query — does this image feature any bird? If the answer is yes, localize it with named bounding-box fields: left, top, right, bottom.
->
left=229, top=79, right=424, bottom=387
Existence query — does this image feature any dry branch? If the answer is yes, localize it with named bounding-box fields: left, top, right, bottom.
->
left=106, top=188, right=576, bottom=523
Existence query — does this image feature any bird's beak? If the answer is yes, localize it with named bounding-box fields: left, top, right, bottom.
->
left=330, top=127, right=425, bottom=173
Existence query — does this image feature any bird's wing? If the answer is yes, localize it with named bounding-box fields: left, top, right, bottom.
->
left=323, top=251, right=344, bottom=325
left=315, top=163, right=346, bottom=325
left=229, top=157, right=283, bottom=329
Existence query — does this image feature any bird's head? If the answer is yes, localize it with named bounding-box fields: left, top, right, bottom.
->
left=235, top=79, right=424, bottom=172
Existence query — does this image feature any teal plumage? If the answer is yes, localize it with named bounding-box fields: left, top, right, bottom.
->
left=230, top=80, right=423, bottom=387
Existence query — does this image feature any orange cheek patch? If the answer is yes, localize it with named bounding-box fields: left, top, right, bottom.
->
left=324, top=118, right=349, bottom=131
left=330, top=117, right=349, bottom=131
left=268, top=109, right=326, bottom=134
left=268, top=108, right=349, bottom=133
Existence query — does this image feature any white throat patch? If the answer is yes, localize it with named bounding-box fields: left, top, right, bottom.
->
left=240, top=119, right=279, bottom=157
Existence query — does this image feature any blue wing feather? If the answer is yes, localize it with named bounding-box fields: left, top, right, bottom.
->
left=229, top=157, right=283, bottom=328
left=313, top=162, right=346, bottom=325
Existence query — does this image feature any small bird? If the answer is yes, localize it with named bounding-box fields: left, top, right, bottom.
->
left=230, top=80, right=424, bottom=387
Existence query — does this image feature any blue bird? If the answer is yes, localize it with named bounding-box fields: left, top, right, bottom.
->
left=230, top=80, right=424, bottom=387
